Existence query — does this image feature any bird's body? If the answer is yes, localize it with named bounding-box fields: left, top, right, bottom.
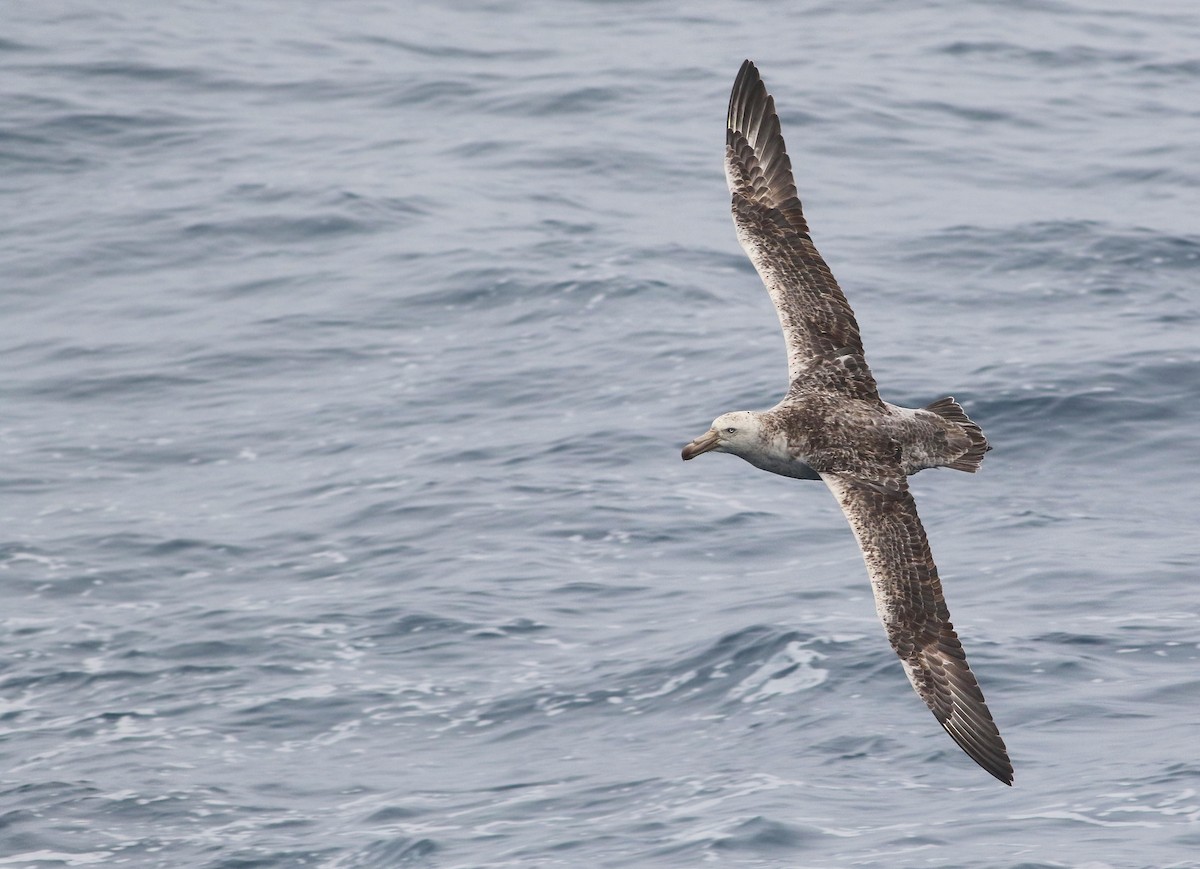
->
left=682, top=60, right=1012, bottom=785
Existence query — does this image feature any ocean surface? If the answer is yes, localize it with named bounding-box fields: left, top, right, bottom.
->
left=2, top=2, right=1198, bottom=867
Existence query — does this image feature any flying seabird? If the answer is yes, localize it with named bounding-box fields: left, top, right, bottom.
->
left=682, top=60, right=1013, bottom=785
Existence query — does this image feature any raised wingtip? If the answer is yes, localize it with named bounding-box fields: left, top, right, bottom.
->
left=730, top=60, right=763, bottom=103
left=728, top=60, right=763, bottom=131
left=725, top=60, right=810, bottom=240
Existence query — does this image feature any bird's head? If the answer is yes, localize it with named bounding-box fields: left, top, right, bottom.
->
left=681, top=411, right=762, bottom=461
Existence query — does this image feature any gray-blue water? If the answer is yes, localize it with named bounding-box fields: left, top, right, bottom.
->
left=2, top=2, right=1198, bottom=867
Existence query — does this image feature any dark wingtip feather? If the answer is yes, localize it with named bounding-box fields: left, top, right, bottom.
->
left=940, top=718, right=1014, bottom=785
left=725, top=60, right=808, bottom=234
left=728, top=59, right=761, bottom=130
left=929, top=628, right=1014, bottom=785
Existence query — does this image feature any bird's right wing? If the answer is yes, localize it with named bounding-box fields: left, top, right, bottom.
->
left=726, top=60, right=879, bottom=403
left=823, top=470, right=1014, bottom=784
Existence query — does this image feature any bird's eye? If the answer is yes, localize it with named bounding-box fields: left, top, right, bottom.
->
left=725, top=427, right=737, bottom=434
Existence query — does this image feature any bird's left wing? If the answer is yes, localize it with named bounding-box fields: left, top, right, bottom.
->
left=822, top=470, right=1014, bottom=784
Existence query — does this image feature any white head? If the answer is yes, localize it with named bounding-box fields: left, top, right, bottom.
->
left=681, top=411, right=766, bottom=461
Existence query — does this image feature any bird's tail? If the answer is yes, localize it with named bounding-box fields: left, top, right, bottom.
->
left=924, top=397, right=990, bottom=472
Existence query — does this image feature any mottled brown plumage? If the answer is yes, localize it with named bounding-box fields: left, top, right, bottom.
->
left=682, top=60, right=1012, bottom=784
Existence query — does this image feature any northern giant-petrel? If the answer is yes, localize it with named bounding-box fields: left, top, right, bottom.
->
left=682, top=60, right=1013, bottom=785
